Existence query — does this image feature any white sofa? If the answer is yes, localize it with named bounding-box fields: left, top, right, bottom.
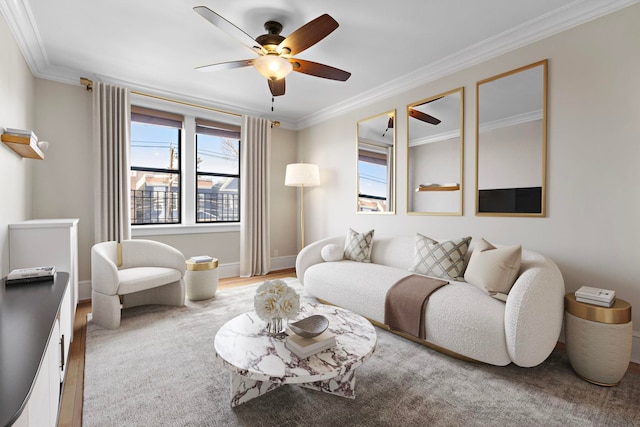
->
left=296, top=235, right=565, bottom=367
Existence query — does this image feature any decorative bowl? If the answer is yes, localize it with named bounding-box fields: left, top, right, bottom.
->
left=289, top=315, right=329, bottom=338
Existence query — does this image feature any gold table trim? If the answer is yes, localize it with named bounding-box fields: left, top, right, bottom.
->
left=186, top=259, right=219, bottom=271
left=565, top=293, right=631, bottom=324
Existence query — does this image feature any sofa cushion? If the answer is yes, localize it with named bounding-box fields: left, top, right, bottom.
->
left=321, top=243, right=344, bottom=262
left=304, top=260, right=511, bottom=365
left=409, top=234, right=471, bottom=280
left=464, top=238, right=522, bottom=297
left=117, top=267, right=182, bottom=295
left=344, top=228, right=374, bottom=262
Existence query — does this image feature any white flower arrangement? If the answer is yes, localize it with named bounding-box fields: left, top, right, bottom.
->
left=254, top=279, right=300, bottom=321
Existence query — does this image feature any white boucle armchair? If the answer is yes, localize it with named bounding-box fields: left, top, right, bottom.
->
left=91, top=239, right=186, bottom=329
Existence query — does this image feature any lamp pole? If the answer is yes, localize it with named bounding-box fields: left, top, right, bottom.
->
left=300, top=184, right=306, bottom=248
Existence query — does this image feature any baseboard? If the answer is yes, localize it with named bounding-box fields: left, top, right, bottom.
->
left=78, top=280, right=92, bottom=301
left=78, top=255, right=298, bottom=302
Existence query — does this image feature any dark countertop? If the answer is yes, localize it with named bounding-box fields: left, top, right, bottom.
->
left=0, top=272, right=70, bottom=427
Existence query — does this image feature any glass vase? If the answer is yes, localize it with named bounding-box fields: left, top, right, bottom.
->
left=266, top=317, right=286, bottom=337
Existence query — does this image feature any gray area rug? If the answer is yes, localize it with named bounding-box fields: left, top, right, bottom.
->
left=84, top=279, right=640, bottom=426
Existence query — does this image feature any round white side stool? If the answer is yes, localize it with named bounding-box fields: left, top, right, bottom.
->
left=564, top=293, right=632, bottom=386
left=185, top=258, right=219, bottom=301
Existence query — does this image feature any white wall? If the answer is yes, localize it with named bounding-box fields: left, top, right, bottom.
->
left=298, top=5, right=640, bottom=361
left=0, top=14, right=35, bottom=277
left=32, top=79, right=93, bottom=281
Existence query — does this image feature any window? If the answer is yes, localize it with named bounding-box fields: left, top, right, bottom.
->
left=130, top=107, right=183, bottom=224
left=129, top=103, right=242, bottom=230
left=358, top=147, right=389, bottom=212
left=195, top=119, right=241, bottom=223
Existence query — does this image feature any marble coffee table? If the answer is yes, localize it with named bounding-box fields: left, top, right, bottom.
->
left=214, top=303, right=377, bottom=407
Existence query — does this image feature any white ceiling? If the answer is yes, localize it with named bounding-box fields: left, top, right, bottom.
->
left=1, top=0, right=635, bottom=129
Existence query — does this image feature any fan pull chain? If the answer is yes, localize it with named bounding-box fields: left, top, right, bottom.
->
left=271, top=97, right=274, bottom=112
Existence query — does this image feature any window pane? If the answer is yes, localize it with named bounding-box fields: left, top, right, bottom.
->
left=131, top=122, right=180, bottom=170
left=196, top=176, right=239, bottom=222
left=130, top=171, right=180, bottom=224
left=358, top=160, right=388, bottom=212
left=196, top=134, right=239, bottom=175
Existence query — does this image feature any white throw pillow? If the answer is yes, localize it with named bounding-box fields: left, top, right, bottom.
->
left=409, top=234, right=471, bottom=280
left=464, top=238, right=522, bottom=297
left=343, top=228, right=374, bottom=263
left=321, top=244, right=344, bottom=262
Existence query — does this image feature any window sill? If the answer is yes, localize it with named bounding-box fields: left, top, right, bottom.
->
left=132, top=223, right=240, bottom=237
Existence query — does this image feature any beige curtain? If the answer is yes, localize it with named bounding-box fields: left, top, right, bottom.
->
left=93, top=82, right=131, bottom=243
left=240, top=116, right=271, bottom=277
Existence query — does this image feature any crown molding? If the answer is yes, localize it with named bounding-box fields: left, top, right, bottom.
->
left=2, top=0, right=638, bottom=131
left=409, top=129, right=461, bottom=147
left=479, top=110, right=543, bottom=133
left=295, top=0, right=639, bottom=130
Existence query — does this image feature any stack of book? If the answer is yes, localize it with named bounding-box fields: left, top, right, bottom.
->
left=6, top=266, right=56, bottom=285
left=189, top=255, right=213, bottom=263
left=575, top=286, right=616, bottom=307
left=285, top=329, right=336, bottom=358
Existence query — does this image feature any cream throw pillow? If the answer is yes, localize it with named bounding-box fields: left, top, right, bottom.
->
left=409, top=234, right=471, bottom=280
left=464, top=238, right=522, bottom=297
left=343, top=228, right=374, bottom=262
left=321, top=243, right=344, bottom=262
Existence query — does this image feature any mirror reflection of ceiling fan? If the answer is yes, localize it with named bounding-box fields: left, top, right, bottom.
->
left=193, top=6, right=351, bottom=97
left=382, top=97, right=443, bottom=136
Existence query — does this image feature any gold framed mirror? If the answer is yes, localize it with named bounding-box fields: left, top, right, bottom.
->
left=475, top=59, right=547, bottom=216
left=356, top=109, right=396, bottom=213
left=406, top=87, right=464, bottom=215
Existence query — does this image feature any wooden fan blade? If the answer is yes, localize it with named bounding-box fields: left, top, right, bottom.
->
left=388, top=117, right=394, bottom=129
left=268, top=79, right=286, bottom=97
left=409, top=108, right=441, bottom=125
left=194, top=6, right=264, bottom=55
left=290, top=59, right=351, bottom=81
left=195, top=59, right=253, bottom=72
left=278, top=14, right=339, bottom=56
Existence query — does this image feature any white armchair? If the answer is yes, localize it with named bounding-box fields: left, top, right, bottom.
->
left=91, top=239, right=186, bottom=329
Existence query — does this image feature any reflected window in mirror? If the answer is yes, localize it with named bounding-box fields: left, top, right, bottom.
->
left=475, top=60, right=547, bottom=217
left=357, top=110, right=396, bottom=213
left=407, top=88, right=464, bottom=216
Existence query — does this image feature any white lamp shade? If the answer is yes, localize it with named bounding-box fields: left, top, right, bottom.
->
left=254, top=55, right=293, bottom=81
left=285, top=163, right=320, bottom=187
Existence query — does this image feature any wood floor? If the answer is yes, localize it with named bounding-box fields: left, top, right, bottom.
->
left=57, top=267, right=639, bottom=426
left=56, top=268, right=296, bottom=427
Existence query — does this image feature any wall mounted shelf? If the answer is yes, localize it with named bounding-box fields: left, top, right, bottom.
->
left=417, top=185, right=460, bottom=192
left=1, top=131, right=44, bottom=159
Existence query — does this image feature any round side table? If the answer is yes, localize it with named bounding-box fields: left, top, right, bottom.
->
left=564, top=293, right=632, bottom=386
left=185, top=258, right=218, bottom=301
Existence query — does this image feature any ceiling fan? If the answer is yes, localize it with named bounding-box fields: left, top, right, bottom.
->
left=382, top=101, right=443, bottom=136
left=193, top=6, right=351, bottom=97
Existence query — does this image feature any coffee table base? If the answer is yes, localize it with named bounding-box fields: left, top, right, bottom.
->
left=229, top=370, right=358, bottom=407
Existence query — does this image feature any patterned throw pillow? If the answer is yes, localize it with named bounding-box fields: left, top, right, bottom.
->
left=343, top=228, right=374, bottom=263
left=409, top=234, right=471, bottom=280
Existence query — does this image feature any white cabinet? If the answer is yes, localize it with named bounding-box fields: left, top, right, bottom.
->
left=9, top=278, right=72, bottom=427
left=9, top=218, right=79, bottom=339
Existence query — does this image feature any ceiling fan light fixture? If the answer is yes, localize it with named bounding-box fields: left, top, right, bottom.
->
left=253, top=54, right=293, bottom=81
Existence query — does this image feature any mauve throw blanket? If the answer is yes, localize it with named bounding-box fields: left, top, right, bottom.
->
left=384, top=274, right=448, bottom=339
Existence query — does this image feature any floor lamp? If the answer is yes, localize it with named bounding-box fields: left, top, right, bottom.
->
left=285, top=163, right=320, bottom=248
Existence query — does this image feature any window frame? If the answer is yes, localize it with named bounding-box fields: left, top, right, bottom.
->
left=130, top=106, right=184, bottom=225
left=195, top=119, right=241, bottom=224
left=129, top=95, right=242, bottom=236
